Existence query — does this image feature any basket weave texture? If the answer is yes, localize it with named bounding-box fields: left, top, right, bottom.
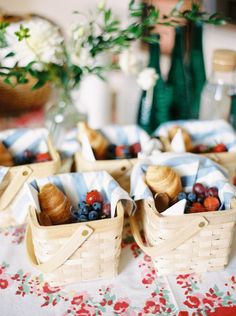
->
left=129, top=153, right=236, bottom=275
left=0, top=136, right=60, bottom=227
left=0, top=13, right=53, bottom=115
left=75, top=152, right=137, bottom=192
left=26, top=202, right=124, bottom=286
left=0, top=78, right=51, bottom=115
left=130, top=200, right=236, bottom=275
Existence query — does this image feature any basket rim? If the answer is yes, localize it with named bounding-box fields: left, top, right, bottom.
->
left=29, top=200, right=124, bottom=232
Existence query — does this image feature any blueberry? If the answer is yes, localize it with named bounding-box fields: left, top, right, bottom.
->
left=197, top=196, right=204, bottom=204
left=71, top=208, right=81, bottom=220
left=177, top=192, right=187, bottom=201
left=80, top=204, right=90, bottom=216
left=88, top=210, right=99, bottom=221
left=187, top=192, right=197, bottom=203
left=13, top=155, right=26, bottom=166
left=92, top=202, right=102, bottom=212
left=78, top=201, right=86, bottom=209
left=78, top=214, right=88, bottom=222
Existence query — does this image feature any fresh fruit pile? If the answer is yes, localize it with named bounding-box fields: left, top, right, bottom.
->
left=71, top=190, right=111, bottom=222
left=177, top=183, right=221, bottom=213
left=13, top=150, right=51, bottom=165
left=105, top=142, right=141, bottom=160
left=191, top=143, right=227, bottom=154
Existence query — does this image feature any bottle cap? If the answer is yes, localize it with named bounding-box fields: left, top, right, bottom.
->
left=213, top=49, right=236, bottom=72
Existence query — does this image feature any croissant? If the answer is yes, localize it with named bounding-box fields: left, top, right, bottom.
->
left=168, top=126, right=192, bottom=152
left=78, top=122, right=109, bottom=160
left=0, top=142, right=13, bottom=167
left=146, top=165, right=182, bottom=202
left=38, top=183, right=72, bottom=225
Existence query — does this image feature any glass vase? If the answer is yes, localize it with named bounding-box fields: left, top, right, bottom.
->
left=45, top=88, right=87, bottom=148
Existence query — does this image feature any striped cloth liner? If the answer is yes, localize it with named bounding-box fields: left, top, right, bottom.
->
left=100, top=124, right=150, bottom=147
left=0, top=128, right=49, bottom=155
left=26, top=171, right=135, bottom=219
left=130, top=153, right=236, bottom=210
left=81, top=124, right=151, bottom=161
left=0, top=127, right=49, bottom=191
left=154, top=119, right=236, bottom=151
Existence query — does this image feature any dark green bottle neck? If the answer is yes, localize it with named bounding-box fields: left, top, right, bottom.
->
left=172, top=26, right=185, bottom=58
left=230, top=94, right=236, bottom=115
left=191, top=21, right=203, bottom=50
left=148, top=34, right=161, bottom=74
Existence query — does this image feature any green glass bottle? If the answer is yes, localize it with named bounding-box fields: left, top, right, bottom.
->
left=168, top=26, right=190, bottom=120
left=189, top=21, right=206, bottom=118
left=137, top=34, right=173, bottom=134
left=230, top=94, right=236, bottom=130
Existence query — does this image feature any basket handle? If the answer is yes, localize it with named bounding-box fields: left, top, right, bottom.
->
left=26, top=221, right=94, bottom=273
left=129, top=211, right=208, bottom=257
left=0, top=166, right=33, bottom=210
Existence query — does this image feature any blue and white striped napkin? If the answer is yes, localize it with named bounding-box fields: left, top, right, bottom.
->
left=26, top=171, right=135, bottom=219
left=0, top=128, right=49, bottom=155
left=154, top=119, right=236, bottom=152
left=80, top=124, right=151, bottom=161
left=130, top=153, right=236, bottom=211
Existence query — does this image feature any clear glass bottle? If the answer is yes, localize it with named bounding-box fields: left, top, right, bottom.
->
left=45, top=88, right=87, bottom=148
left=199, top=49, right=236, bottom=120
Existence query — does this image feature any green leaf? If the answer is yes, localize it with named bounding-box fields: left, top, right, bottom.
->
left=104, top=9, right=111, bottom=23
left=15, top=24, right=30, bottom=41
left=4, top=52, right=15, bottom=58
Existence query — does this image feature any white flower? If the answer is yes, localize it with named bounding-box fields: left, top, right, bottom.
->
left=137, top=67, right=159, bottom=90
left=119, top=48, right=143, bottom=76
left=71, top=46, right=93, bottom=68
left=98, top=0, right=106, bottom=10
left=2, top=18, right=64, bottom=68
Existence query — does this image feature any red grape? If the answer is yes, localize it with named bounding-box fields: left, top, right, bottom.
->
left=207, top=187, right=218, bottom=197
left=193, top=183, right=206, bottom=195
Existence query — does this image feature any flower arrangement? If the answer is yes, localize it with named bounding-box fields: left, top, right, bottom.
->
left=0, top=0, right=226, bottom=140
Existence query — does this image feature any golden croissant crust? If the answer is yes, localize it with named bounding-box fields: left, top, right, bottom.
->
left=38, top=183, right=72, bottom=225
left=0, top=142, right=13, bottom=167
left=168, top=126, right=192, bottom=152
left=78, top=122, right=109, bottom=160
left=146, top=165, right=182, bottom=202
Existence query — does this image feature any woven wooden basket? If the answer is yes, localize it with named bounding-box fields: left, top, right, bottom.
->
left=75, top=152, right=138, bottom=192
left=0, top=137, right=61, bottom=227
left=0, top=13, right=52, bottom=115
left=26, top=201, right=124, bottom=286
left=130, top=199, right=236, bottom=275
left=160, top=136, right=236, bottom=183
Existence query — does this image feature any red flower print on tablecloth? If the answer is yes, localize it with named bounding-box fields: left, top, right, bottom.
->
left=122, top=221, right=142, bottom=258
left=143, top=300, right=161, bottom=314
left=0, top=225, right=26, bottom=244
left=0, top=262, right=13, bottom=290
left=43, top=282, right=61, bottom=294
left=176, top=274, right=200, bottom=295
left=183, top=286, right=236, bottom=315
left=71, top=293, right=88, bottom=306
left=138, top=255, right=156, bottom=288
left=113, top=299, right=130, bottom=314
left=225, top=275, right=236, bottom=291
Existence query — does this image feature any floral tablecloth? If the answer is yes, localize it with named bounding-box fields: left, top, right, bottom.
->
left=0, top=220, right=236, bottom=316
